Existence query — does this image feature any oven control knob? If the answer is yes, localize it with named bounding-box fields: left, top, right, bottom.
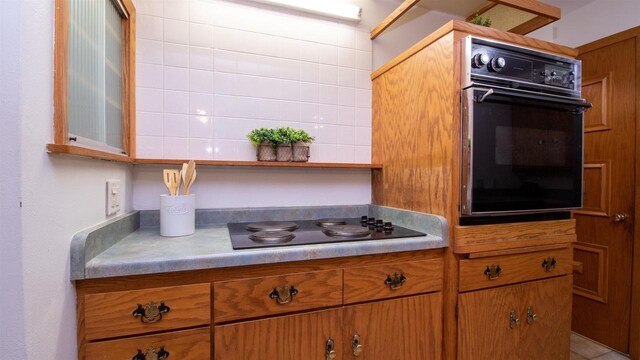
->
left=490, top=57, right=506, bottom=71
left=472, top=53, right=490, bottom=68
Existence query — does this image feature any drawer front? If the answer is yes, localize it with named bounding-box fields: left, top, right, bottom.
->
left=343, top=258, right=443, bottom=304
left=84, top=283, right=210, bottom=341
left=214, top=269, right=342, bottom=323
left=85, top=327, right=210, bottom=360
left=459, top=248, right=572, bottom=292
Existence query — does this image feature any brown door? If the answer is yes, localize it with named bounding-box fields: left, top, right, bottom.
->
left=520, top=276, right=573, bottom=360
left=457, top=284, right=521, bottom=360
left=214, top=308, right=343, bottom=360
left=572, top=37, right=636, bottom=353
left=342, top=294, right=442, bottom=359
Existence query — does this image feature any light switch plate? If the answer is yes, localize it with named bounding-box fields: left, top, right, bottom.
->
left=106, top=180, right=121, bottom=216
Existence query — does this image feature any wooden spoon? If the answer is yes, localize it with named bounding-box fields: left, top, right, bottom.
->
left=183, top=160, right=196, bottom=195
left=180, top=163, right=188, bottom=194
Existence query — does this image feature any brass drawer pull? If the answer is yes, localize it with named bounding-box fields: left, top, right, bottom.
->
left=132, top=346, right=170, bottom=360
left=132, top=301, right=171, bottom=324
left=526, top=306, right=537, bottom=325
left=325, top=338, right=337, bottom=360
left=384, top=273, right=407, bottom=290
left=352, top=332, right=364, bottom=356
left=484, top=265, right=502, bottom=280
left=269, top=286, right=299, bottom=305
left=509, top=309, right=520, bottom=329
left=542, top=257, right=557, bottom=272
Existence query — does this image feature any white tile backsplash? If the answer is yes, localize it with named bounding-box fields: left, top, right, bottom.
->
left=136, top=0, right=372, bottom=163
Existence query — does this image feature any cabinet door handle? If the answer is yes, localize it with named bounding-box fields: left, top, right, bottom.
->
left=325, top=338, right=337, bottom=360
left=269, top=286, right=299, bottom=305
left=352, top=332, right=364, bottom=357
left=484, top=265, right=502, bottom=280
left=526, top=306, right=537, bottom=325
left=132, top=346, right=170, bottom=360
left=132, top=301, right=171, bottom=324
left=542, top=257, right=557, bottom=272
left=509, top=309, right=520, bottom=329
left=384, top=273, right=407, bottom=290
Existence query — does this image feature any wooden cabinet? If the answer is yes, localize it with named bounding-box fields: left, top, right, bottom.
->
left=343, top=293, right=443, bottom=359
left=214, top=308, right=343, bottom=360
left=458, top=276, right=572, bottom=360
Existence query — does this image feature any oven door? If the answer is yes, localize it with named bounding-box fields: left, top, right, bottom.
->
left=461, top=86, right=590, bottom=216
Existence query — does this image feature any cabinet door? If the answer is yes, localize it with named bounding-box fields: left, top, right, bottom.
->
left=458, top=284, right=521, bottom=360
left=214, top=308, right=343, bottom=360
left=520, top=276, right=572, bottom=360
left=342, top=293, right=442, bottom=359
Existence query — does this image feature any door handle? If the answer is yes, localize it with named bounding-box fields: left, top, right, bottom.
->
left=614, top=213, right=629, bottom=223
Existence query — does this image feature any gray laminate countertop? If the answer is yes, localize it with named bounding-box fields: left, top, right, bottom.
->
left=71, top=205, right=449, bottom=280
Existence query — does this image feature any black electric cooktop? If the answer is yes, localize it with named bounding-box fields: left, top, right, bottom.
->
left=228, top=216, right=426, bottom=250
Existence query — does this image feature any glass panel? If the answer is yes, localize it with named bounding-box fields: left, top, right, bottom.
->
left=67, top=0, right=123, bottom=151
left=470, top=89, right=583, bottom=213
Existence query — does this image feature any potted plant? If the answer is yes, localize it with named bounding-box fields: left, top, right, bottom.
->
left=291, top=129, right=315, bottom=162
left=272, top=127, right=297, bottom=162
left=247, top=128, right=276, bottom=161
left=469, top=13, right=491, bottom=27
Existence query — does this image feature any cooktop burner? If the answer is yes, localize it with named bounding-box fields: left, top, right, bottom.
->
left=322, top=225, right=372, bottom=237
left=249, top=230, right=295, bottom=244
left=228, top=217, right=426, bottom=250
left=316, top=218, right=348, bottom=227
left=246, top=221, right=299, bottom=232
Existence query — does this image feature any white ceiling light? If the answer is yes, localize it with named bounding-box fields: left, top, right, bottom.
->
left=250, top=0, right=361, bottom=22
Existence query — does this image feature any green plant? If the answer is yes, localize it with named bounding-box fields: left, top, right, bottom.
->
left=292, top=129, right=315, bottom=144
left=470, top=13, right=491, bottom=27
left=272, top=127, right=298, bottom=145
left=246, top=128, right=275, bottom=146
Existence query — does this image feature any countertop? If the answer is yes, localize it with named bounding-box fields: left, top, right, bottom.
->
left=71, top=205, right=449, bottom=280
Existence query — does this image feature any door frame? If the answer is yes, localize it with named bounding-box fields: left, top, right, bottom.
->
left=577, top=25, right=640, bottom=360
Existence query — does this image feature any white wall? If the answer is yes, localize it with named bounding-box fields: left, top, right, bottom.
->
left=0, top=0, right=26, bottom=358
left=16, top=1, right=134, bottom=359
left=529, top=0, right=640, bottom=47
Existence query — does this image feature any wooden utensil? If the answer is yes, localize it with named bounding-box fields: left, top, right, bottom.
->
left=163, top=169, right=181, bottom=195
left=183, top=160, right=196, bottom=195
left=180, top=163, right=188, bottom=194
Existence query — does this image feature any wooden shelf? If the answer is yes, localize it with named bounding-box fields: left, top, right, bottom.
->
left=134, top=158, right=382, bottom=169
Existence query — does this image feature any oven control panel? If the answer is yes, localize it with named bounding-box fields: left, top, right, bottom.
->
left=464, top=37, right=581, bottom=97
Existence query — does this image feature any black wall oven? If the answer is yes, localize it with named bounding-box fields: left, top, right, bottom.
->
left=460, top=37, right=591, bottom=219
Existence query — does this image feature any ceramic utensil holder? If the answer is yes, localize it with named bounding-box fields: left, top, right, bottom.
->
left=160, top=194, right=195, bottom=237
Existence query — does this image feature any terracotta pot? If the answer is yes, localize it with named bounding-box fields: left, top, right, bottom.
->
left=256, top=143, right=276, bottom=161
left=292, top=142, right=310, bottom=162
left=276, top=144, right=293, bottom=162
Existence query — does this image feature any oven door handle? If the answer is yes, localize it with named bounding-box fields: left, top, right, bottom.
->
left=474, top=86, right=593, bottom=111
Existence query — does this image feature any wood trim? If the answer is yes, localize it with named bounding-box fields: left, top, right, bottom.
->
left=370, top=0, right=422, bottom=40
left=630, top=34, right=640, bottom=360
left=489, top=0, right=560, bottom=19
left=134, top=158, right=383, bottom=169
left=573, top=242, right=609, bottom=303
left=577, top=25, right=640, bottom=55
left=466, top=243, right=569, bottom=259
left=573, top=260, right=584, bottom=274
left=47, top=144, right=134, bottom=163
left=582, top=75, right=611, bottom=133
left=122, top=0, right=136, bottom=157
left=371, top=20, right=577, bottom=80
left=508, top=15, right=556, bottom=35
left=53, top=0, right=69, bottom=145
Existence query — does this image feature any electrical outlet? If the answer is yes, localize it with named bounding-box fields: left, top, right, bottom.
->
left=106, top=180, right=121, bottom=216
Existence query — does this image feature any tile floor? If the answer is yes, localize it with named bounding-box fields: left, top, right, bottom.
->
left=571, top=333, right=629, bottom=360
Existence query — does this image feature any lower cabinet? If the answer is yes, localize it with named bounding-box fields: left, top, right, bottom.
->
left=458, top=276, right=572, bottom=360
left=214, top=293, right=442, bottom=360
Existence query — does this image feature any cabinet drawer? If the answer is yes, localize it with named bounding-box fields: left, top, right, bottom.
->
left=459, top=248, right=572, bottom=292
left=84, top=283, right=210, bottom=341
left=343, top=258, right=443, bottom=304
left=85, top=327, right=210, bottom=360
left=214, top=270, right=342, bottom=323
